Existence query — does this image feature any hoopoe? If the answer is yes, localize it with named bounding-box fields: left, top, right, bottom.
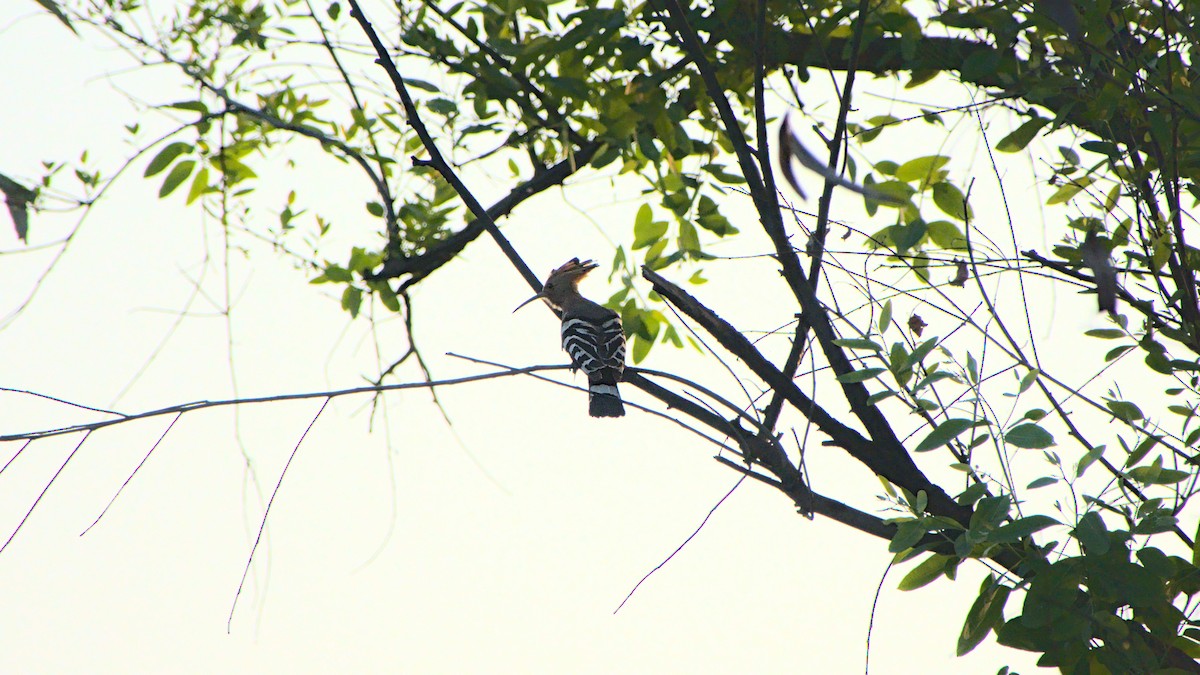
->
left=514, top=258, right=626, bottom=417
left=777, top=113, right=905, bottom=205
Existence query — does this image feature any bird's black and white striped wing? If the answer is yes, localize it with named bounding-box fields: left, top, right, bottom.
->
left=560, top=313, right=625, bottom=384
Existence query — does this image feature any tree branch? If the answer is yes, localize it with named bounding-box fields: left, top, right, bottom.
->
left=642, top=265, right=970, bottom=522
left=364, top=142, right=600, bottom=286
left=347, top=0, right=542, bottom=291
left=0, top=366, right=570, bottom=443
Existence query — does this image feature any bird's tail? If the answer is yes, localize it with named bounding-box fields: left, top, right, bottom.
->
left=588, top=383, right=625, bottom=418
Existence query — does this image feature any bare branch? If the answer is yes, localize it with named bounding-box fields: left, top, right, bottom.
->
left=0, top=366, right=569, bottom=444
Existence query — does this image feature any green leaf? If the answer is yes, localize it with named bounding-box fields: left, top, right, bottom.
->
left=879, top=300, right=893, bottom=333
left=970, top=495, right=1012, bottom=531
left=366, top=201, right=385, bottom=217
left=913, top=371, right=959, bottom=392
left=1018, top=368, right=1039, bottom=394
left=914, top=418, right=983, bottom=453
left=1193, top=521, right=1200, bottom=567
left=701, top=163, right=745, bottom=184
left=1106, top=399, right=1144, bottom=421
left=960, top=49, right=1001, bottom=82
left=1085, top=328, right=1125, bottom=339
left=1076, top=444, right=1104, bottom=478
left=995, top=117, right=1048, bottom=152
left=892, top=218, right=927, bottom=252
left=1005, top=423, right=1055, bottom=449
left=377, top=284, right=401, bottom=312
left=866, top=389, right=897, bottom=405
left=932, top=182, right=972, bottom=221
left=144, top=142, right=192, bottom=178
left=0, top=173, right=34, bottom=241
left=1017, top=561, right=1084, bottom=631
left=663, top=324, right=682, bottom=348
left=895, top=155, right=950, bottom=183
left=926, top=220, right=967, bottom=249
left=1046, top=177, right=1094, bottom=205
left=589, top=144, right=618, bottom=169
left=427, top=98, right=457, bottom=115
left=1124, top=436, right=1158, bottom=468
left=888, top=520, right=926, bottom=553
left=1105, top=344, right=1135, bottom=362
left=632, top=204, right=667, bottom=249
left=1073, top=511, right=1109, bottom=554
left=677, top=220, right=700, bottom=255
left=989, top=515, right=1059, bottom=543
left=912, top=254, right=931, bottom=285
left=836, top=367, right=886, bottom=383
left=166, top=101, right=210, bottom=117
left=322, top=265, right=352, bottom=283
left=1128, top=461, right=1189, bottom=485
left=405, top=78, right=440, bottom=93
left=1026, top=476, right=1058, bottom=489
left=832, top=338, right=883, bottom=351
left=637, top=134, right=661, bottom=161
left=956, top=482, right=988, bottom=507
left=186, top=167, right=209, bottom=205
left=158, top=160, right=195, bottom=198
left=861, top=115, right=897, bottom=142
left=958, top=577, right=1010, bottom=655
left=898, top=553, right=949, bottom=591
left=889, top=341, right=910, bottom=377
left=34, top=0, right=77, bottom=34
left=631, top=333, right=652, bottom=364
left=341, top=286, right=362, bottom=318
left=909, top=337, right=939, bottom=366
left=1080, top=140, right=1121, bottom=159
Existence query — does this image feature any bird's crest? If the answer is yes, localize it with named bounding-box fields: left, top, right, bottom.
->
left=546, top=257, right=598, bottom=285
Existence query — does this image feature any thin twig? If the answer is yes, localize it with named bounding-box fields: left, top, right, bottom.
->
left=0, top=431, right=92, bottom=556
left=613, top=474, right=746, bottom=613
left=0, top=387, right=126, bottom=418
left=80, top=412, right=183, bottom=536
left=227, top=398, right=330, bottom=633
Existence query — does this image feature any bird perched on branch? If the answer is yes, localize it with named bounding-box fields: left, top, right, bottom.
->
left=514, top=258, right=626, bottom=417
left=1080, top=228, right=1119, bottom=315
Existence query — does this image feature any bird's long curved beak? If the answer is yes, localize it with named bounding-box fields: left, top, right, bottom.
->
left=512, top=293, right=546, bottom=313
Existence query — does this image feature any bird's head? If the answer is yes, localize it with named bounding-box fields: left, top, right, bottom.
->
left=513, top=258, right=598, bottom=313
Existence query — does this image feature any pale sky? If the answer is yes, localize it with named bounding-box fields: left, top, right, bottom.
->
left=0, top=2, right=1124, bottom=672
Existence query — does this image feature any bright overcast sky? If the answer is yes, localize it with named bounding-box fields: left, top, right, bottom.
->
left=0, top=3, right=1074, bottom=673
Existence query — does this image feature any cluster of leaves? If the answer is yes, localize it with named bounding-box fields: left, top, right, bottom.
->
left=838, top=284, right=1200, bottom=669
left=893, top=492, right=1200, bottom=671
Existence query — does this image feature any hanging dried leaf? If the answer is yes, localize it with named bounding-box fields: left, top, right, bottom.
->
left=950, top=259, right=969, bottom=287
left=909, top=314, right=928, bottom=337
